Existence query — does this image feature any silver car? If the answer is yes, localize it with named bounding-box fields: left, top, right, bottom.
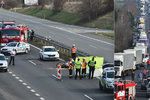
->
left=0, top=54, right=8, bottom=72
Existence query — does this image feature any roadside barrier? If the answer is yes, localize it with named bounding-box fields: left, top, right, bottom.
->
left=57, top=64, right=62, bottom=80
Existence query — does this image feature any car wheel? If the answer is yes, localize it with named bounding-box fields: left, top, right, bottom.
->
left=4, top=69, right=7, bottom=72
left=25, top=49, right=29, bottom=54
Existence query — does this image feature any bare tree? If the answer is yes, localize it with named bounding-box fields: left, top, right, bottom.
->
left=52, top=0, right=66, bottom=13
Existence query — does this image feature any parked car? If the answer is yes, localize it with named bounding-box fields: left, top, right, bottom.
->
left=1, top=42, right=30, bottom=55
left=0, top=54, right=8, bottom=72
left=39, top=46, right=59, bottom=60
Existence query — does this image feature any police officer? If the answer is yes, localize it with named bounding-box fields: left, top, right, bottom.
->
left=88, top=56, right=96, bottom=79
left=75, top=58, right=81, bottom=79
left=71, top=44, right=77, bottom=61
left=9, top=49, right=16, bottom=66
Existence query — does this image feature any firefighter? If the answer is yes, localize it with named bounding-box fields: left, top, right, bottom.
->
left=88, top=56, right=96, bottom=79
left=9, top=49, right=16, bottom=66
left=71, top=44, right=77, bottom=61
left=75, top=58, right=81, bottom=79
left=68, top=58, right=74, bottom=78
left=30, top=29, right=34, bottom=41
left=81, top=58, right=87, bottom=78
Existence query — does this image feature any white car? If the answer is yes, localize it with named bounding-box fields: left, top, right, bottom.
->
left=1, top=42, right=30, bottom=55
left=39, top=46, right=59, bottom=60
left=0, top=54, right=8, bottom=72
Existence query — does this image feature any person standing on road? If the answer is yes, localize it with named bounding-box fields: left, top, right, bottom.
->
left=88, top=56, right=96, bottom=79
left=81, top=58, right=87, bottom=78
left=75, top=58, right=81, bottom=79
left=68, top=58, right=74, bottom=78
left=71, top=44, right=77, bottom=61
left=131, top=69, right=135, bottom=81
left=30, top=29, right=34, bottom=41
left=9, top=49, right=16, bottom=66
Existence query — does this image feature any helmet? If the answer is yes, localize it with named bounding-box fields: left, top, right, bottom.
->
left=73, top=44, right=75, bottom=47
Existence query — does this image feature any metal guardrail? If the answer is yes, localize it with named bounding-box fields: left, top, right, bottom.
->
left=33, top=34, right=90, bottom=57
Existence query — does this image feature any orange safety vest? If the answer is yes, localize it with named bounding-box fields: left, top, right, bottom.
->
left=82, top=61, right=87, bottom=69
left=71, top=47, right=77, bottom=53
left=68, top=61, right=74, bottom=69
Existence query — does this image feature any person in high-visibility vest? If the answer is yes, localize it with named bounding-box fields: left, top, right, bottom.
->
left=71, top=44, right=77, bottom=61
left=81, top=58, right=87, bottom=78
left=88, top=56, right=96, bottom=79
left=68, top=58, right=74, bottom=78
left=75, top=58, right=81, bottom=79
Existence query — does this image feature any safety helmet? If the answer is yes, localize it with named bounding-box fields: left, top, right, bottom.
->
left=73, top=44, right=75, bottom=47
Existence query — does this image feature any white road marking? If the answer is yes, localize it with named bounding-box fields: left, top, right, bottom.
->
left=26, top=86, right=31, bottom=89
left=12, top=74, right=16, bottom=77
left=35, top=93, right=40, bottom=97
left=67, top=38, right=74, bottom=41
left=30, top=89, right=36, bottom=93
left=52, top=74, right=58, bottom=79
left=9, top=71, right=12, bottom=74
left=22, top=83, right=27, bottom=86
left=19, top=79, right=23, bottom=82
left=15, top=77, right=20, bottom=79
left=89, top=45, right=97, bottom=49
left=28, top=60, right=36, bottom=66
left=40, top=97, right=45, bottom=100
left=84, top=94, right=94, bottom=100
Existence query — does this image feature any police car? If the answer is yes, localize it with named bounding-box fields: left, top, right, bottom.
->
left=99, top=67, right=115, bottom=90
left=1, top=42, right=30, bottom=55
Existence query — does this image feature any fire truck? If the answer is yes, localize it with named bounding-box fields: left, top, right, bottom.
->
left=0, top=25, right=29, bottom=46
left=114, top=80, right=137, bottom=100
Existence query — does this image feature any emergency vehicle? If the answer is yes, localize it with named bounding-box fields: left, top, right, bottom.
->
left=114, top=80, right=136, bottom=100
left=0, top=25, right=29, bottom=46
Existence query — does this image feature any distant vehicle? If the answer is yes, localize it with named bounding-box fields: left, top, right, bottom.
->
left=0, top=54, right=8, bottom=72
left=0, top=25, right=29, bottom=46
left=1, top=42, right=30, bottom=55
left=99, top=67, right=115, bottom=90
left=39, top=46, right=59, bottom=60
left=114, top=53, right=135, bottom=77
left=0, top=21, right=15, bottom=28
left=136, top=38, right=148, bottom=46
left=114, top=80, right=136, bottom=100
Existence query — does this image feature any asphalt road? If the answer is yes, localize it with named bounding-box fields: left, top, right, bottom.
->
left=0, top=9, right=114, bottom=63
left=0, top=46, right=113, bottom=100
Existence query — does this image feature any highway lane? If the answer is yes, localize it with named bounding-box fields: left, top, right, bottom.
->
left=0, top=9, right=114, bottom=62
left=1, top=46, right=113, bottom=100
left=0, top=71, right=40, bottom=100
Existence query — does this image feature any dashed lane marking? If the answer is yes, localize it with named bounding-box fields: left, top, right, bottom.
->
left=35, top=93, right=40, bottom=97
left=22, top=83, right=27, bottom=86
left=15, top=77, right=19, bottom=79
left=40, top=97, right=45, bottom=100
left=19, top=79, right=23, bottom=82
left=26, top=86, right=31, bottom=89
left=28, top=60, right=36, bottom=66
left=84, top=94, right=94, bottom=100
left=30, top=89, right=36, bottom=93
left=12, top=74, right=16, bottom=77
left=8, top=71, right=12, bottom=74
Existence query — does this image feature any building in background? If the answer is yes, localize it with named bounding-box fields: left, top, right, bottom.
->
left=24, top=0, right=38, bottom=6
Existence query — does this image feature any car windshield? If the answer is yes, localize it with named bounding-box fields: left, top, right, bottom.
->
left=1, top=29, right=20, bottom=36
left=44, top=48, right=56, bottom=52
left=7, top=42, right=17, bottom=47
left=107, top=72, right=115, bottom=78
left=0, top=55, right=5, bottom=60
